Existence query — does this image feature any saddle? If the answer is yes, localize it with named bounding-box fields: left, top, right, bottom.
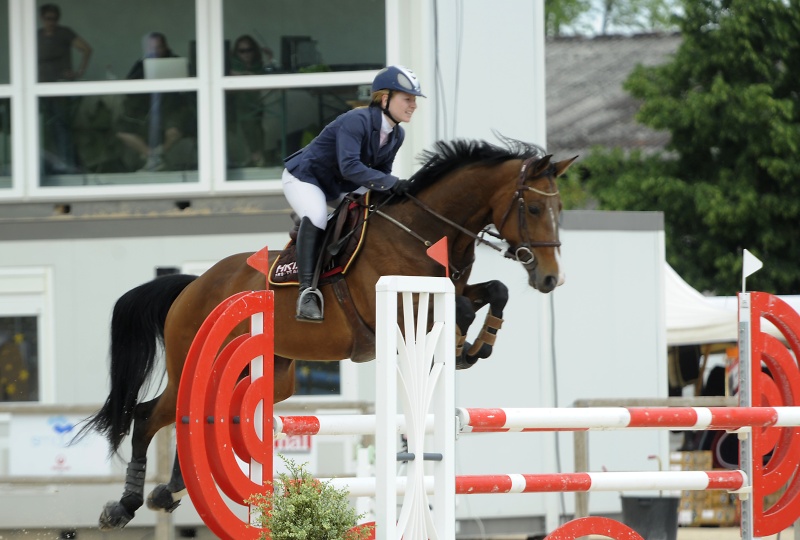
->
left=269, top=192, right=371, bottom=288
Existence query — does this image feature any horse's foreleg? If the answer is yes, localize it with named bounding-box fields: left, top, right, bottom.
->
left=462, top=280, right=509, bottom=365
left=455, top=295, right=478, bottom=370
left=99, top=396, right=161, bottom=530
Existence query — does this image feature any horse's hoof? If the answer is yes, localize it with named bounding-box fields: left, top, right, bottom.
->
left=147, top=483, right=182, bottom=513
left=455, top=356, right=479, bottom=371
left=98, top=500, right=134, bottom=530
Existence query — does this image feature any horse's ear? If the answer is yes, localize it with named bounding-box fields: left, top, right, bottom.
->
left=553, top=155, right=579, bottom=178
left=530, top=154, right=553, bottom=176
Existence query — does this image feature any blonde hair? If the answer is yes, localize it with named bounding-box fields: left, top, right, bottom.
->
left=371, top=90, right=389, bottom=106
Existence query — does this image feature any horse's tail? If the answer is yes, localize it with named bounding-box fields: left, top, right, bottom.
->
left=77, top=273, right=197, bottom=454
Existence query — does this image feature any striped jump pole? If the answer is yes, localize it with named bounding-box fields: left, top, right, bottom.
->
left=316, top=470, right=747, bottom=498
left=457, top=406, right=800, bottom=432
left=274, top=406, right=800, bottom=436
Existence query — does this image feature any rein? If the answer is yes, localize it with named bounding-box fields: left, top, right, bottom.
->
left=371, top=156, right=561, bottom=276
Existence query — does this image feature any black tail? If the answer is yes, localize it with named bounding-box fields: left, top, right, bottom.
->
left=77, top=273, right=197, bottom=454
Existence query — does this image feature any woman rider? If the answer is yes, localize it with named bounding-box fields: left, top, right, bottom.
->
left=282, top=65, right=425, bottom=322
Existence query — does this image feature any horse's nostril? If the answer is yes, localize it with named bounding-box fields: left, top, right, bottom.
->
left=544, top=275, right=557, bottom=290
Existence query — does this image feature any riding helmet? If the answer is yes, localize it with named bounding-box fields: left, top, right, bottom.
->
left=372, top=65, right=425, bottom=97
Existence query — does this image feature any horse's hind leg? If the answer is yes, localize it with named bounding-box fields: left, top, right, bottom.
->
left=99, top=396, right=163, bottom=530
left=145, top=356, right=295, bottom=513
left=147, top=449, right=186, bottom=513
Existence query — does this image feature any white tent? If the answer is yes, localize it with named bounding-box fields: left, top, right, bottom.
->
left=666, top=264, right=738, bottom=346
left=666, top=263, right=800, bottom=347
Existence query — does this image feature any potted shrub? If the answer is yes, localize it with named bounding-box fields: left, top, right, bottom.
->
left=248, top=455, right=374, bottom=540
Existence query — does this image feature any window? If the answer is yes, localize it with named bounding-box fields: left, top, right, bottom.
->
left=220, top=0, right=386, bottom=181
left=40, top=91, right=198, bottom=182
left=0, top=316, right=38, bottom=401
left=0, top=98, right=9, bottom=188
left=35, top=0, right=198, bottom=187
left=224, top=85, right=367, bottom=179
left=6, top=0, right=389, bottom=195
left=221, top=0, right=385, bottom=76
left=0, top=0, right=9, bottom=189
left=0, top=0, right=8, bottom=84
left=35, top=1, right=196, bottom=84
left=0, top=268, right=51, bottom=403
left=294, top=360, right=340, bottom=395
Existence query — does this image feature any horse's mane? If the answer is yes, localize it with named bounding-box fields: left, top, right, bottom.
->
left=391, top=135, right=546, bottom=202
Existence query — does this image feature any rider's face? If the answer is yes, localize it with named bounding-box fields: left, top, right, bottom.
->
left=384, top=92, right=418, bottom=124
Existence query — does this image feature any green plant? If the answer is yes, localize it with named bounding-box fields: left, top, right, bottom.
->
left=247, top=455, right=373, bottom=540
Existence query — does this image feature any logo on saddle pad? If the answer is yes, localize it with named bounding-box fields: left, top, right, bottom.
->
left=269, top=193, right=371, bottom=287
left=272, top=261, right=298, bottom=280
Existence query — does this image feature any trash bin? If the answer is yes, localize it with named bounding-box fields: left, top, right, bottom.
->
left=620, top=495, right=680, bottom=540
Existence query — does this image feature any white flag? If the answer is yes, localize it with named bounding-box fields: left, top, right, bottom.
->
left=742, top=248, right=763, bottom=292
left=743, top=249, right=763, bottom=278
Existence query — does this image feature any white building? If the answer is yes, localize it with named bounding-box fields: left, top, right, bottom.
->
left=0, top=2, right=674, bottom=539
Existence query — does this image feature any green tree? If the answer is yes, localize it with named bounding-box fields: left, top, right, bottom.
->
left=581, top=0, right=800, bottom=294
left=546, top=0, right=593, bottom=36
left=545, top=0, right=678, bottom=36
left=599, top=0, right=679, bottom=34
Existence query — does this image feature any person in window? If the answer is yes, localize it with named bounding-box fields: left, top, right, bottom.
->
left=227, top=35, right=269, bottom=167
left=37, top=3, right=92, bottom=174
left=282, top=65, right=424, bottom=322
left=37, top=3, right=92, bottom=83
left=115, top=32, right=196, bottom=172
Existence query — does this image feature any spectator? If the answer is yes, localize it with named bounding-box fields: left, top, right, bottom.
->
left=228, top=35, right=270, bottom=167
left=116, top=32, right=196, bottom=172
left=37, top=3, right=92, bottom=83
left=37, top=3, right=92, bottom=174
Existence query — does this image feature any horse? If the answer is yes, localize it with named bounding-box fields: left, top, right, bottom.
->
left=80, top=136, right=576, bottom=530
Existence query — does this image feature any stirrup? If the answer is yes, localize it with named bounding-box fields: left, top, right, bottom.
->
left=296, top=288, right=324, bottom=322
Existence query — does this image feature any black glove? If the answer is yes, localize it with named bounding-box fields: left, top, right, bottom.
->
left=390, top=179, right=410, bottom=195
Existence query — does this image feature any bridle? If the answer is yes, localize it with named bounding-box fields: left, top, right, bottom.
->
left=493, top=155, right=561, bottom=268
left=368, top=155, right=561, bottom=277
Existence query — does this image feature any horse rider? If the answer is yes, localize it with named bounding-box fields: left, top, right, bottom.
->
left=281, top=65, right=425, bottom=322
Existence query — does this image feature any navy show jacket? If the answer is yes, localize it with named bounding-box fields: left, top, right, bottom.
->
left=284, top=105, right=403, bottom=201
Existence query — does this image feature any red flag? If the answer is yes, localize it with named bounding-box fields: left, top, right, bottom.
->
left=426, top=237, right=449, bottom=278
left=246, top=246, right=271, bottom=289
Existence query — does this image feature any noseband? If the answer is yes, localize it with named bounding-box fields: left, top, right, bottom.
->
left=495, top=156, right=561, bottom=267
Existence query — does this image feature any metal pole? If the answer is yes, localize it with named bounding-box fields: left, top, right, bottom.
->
left=739, top=292, right=754, bottom=540
left=154, top=430, right=175, bottom=540
left=573, top=431, right=589, bottom=518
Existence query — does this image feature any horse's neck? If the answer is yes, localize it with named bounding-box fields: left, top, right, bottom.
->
left=419, top=161, right=517, bottom=233
left=404, top=161, right=517, bottom=263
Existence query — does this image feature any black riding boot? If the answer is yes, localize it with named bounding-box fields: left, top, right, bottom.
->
left=295, top=217, right=325, bottom=322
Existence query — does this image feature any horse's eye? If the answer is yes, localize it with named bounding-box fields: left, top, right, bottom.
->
left=528, top=205, right=541, bottom=216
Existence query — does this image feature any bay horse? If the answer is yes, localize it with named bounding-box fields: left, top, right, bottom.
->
left=81, top=137, right=576, bottom=530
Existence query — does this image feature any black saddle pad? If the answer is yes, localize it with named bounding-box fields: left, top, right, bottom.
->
left=269, top=192, right=371, bottom=287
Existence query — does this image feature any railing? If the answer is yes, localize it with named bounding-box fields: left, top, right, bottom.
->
left=571, top=396, right=737, bottom=519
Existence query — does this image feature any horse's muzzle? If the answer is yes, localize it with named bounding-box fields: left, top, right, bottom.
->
left=531, top=272, right=560, bottom=293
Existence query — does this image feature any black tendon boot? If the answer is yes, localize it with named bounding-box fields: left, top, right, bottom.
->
left=295, top=217, right=325, bottom=322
